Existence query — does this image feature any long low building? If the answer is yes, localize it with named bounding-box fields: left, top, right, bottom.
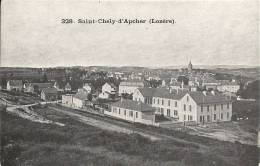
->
left=105, top=99, right=156, bottom=125
left=133, top=87, right=232, bottom=124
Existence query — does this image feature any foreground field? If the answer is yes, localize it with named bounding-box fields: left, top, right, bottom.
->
left=1, top=104, right=258, bottom=166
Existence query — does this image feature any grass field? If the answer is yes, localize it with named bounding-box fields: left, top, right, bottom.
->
left=0, top=104, right=258, bottom=166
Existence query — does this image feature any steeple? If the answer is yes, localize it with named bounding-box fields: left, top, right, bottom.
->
left=188, top=61, right=193, bottom=71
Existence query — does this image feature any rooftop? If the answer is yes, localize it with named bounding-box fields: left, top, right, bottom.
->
left=111, top=99, right=155, bottom=112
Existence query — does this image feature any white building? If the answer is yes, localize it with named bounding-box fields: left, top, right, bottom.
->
left=7, top=80, right=23, bottom=91
left=102, top=82, right=117, bottom=94
left=119, top=80, right=145, bottom=95
left=83, top=83, right=93, bottom=93
left=216, top=82, right=240, bottom=93
left=133, top=87, right=232, bottom=124
left=105, top=99, right=156, bottom=125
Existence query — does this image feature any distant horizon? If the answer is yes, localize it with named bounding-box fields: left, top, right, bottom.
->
left=0, top=64, right=259, bottom=69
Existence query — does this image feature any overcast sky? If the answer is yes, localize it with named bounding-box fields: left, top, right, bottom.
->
left=1, top=0, right=259, bottom=67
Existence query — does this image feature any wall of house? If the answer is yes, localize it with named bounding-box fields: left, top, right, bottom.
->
left=178, top=94, right=198, bottom=122
left=152, top=97, right=180, bottom=119
left=197, top=102, right=232, bottom=124
left=217, top=85, right=240, bottom=93
left=104, top=106, right=154, bottom=125
left=62, top=95, right=73, bottom=107
left=132, top=90, right=145, bottom=103
left=73, top=97, right=84, bottom=108
left=119, top=85, right=139, bottom=95
left=102, top=83, right=115, bottom=93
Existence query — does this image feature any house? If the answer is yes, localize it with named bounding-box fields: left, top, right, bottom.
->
left=216, top=82, right=240, bottom=93
left=105, top=99, right=156, bottom=125
left=73, top=91, right=88, bottom=108
left=83, top=83, right=93, bottom=93
left=119, top=80, right=145, bottom=95
left=133, top=87, right=232, bottom=124
left=24, top=83, right=52, bottom=93
left=178, top=91, right=232, bottom=124
left=98, top=91, right=111, bottom=99
left=41, top=87, right=58, bottom=101
left=62, top=94, right=74, bottom=107
left=102, top=82, right=117, bottom=94
left=6, top=80, right=23, bottom=91
left=64, top=83, right=72, bottom=91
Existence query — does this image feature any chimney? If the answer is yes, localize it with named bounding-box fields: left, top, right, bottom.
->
left=203, top=91, right=207, bottom=96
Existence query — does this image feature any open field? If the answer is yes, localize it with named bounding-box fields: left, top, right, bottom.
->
left=1, top=103, right=258, bottom=166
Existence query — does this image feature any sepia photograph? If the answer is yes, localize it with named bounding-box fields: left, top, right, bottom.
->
left=0, top=0, right=259, bottom=165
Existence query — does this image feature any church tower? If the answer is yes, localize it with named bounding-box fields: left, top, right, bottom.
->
left=188, top=61, right=193, bottom=71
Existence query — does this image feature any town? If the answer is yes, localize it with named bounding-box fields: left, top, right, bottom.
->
left=1, top=63, right=259, bottom=166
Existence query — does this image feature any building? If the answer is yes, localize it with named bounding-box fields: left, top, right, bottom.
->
left=6, top=80, right=23, bottom=91
left=119, top=80, right=145, bottom=95
left=105, top=99, right=156, bottom=125
left=188, top=61, right=193, bottom=71
left=133, top=87, right=232, bottom=124
left=41, top=87, right=58, bottom=101
left=64, top=83, right=72, bottom=91
left=178, top=91, right=232, bottom=124
left=62, top=94, right=74, bottom=107
left=102, top=82, right=117, bottom=94
left=83, top=83, right=93, bottom=93
left=216, top=82, right=240, bottom=93
left=24, top=83, right=52, bottom=93
left=73, top=91, right=88, bottom=108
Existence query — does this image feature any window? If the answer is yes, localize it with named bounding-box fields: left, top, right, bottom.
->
left=189, top=105, right=192, bottom=112
left=221, top=104, right=223, bottom=110
left=118, top=109, right=120, bottom=114
left=153, top=98, right=155, bottom=104
left=130, top=111, right=133, bottom=117
left=174, top=110, right=178, bottom=116
left=190, top=115, right=193, bottom=121
left=214, top=104, right=216, bottom=111
left=175, top=101, right=178, bottom=107
left=167, top=109, right=170, bottom=116
left=207, top=105, right=210, bottom=112
left=168, top=100, right=170, bottom=106
left=221, top=113, right=223, bottom=119
left=207, top=115, right=210, bottom=122
left=145, top=98, right=147, bottom=104
left=201, top=106, right=203, bottom=113
left=162, top=99, right=164, bottom=105
left=124, top=110, right=126, bottom=116
left=184, top=115, right=186, bottom=121
left=184, top=104, right=186, bottom=111
left=187, top=96, right=189, bottom=102
left=157, top=99, right=159, bottom=104
left=227, top=103, right=229, bottom=109
left=200, top=116, right=202, bottom=122
left=214, top=114, right=216, bottom=120
left=161, top=108, right=164, bottom=115
left=136, top=112, right=138, bottom=118
left=227, top=112, right=229, bottom=119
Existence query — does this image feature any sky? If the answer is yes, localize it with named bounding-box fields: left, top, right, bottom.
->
left=1, top=0, right=259, bottom=67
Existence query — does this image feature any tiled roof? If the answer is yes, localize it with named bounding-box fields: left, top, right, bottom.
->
left=188, top=91, right=232, bottom=104
left=29, top=83, right=53, bottom=89
left=42, top=87, right=58, bottom=94
left=9, top=80, right=23, bottom=86
left=111, top=99, right=154, bottom=112
left=120, top=81, right=144, bottom=87
left=137, top=87, right=186, bottom=100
